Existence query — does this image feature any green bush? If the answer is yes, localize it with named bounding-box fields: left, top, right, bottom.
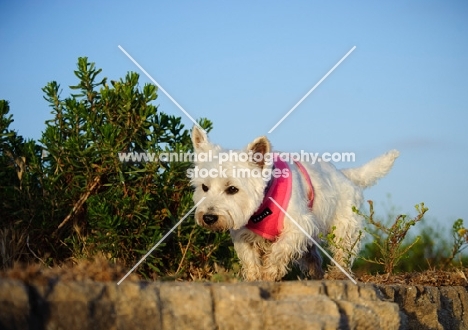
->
left=353, top=201, right=466, bottom=274
left=0, top=100, right=44, bottom=269
left=0, top=58, right=236, bottom=279
left=353, top=201, right=427, bottom=274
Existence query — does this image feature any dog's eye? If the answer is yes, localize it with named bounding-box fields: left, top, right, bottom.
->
left=202, top=184, right=209, bottom=192
left=226, top=186, right=239, bottom=195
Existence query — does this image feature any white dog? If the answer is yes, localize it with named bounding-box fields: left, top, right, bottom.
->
left=190, top=126, right=399, bottom=281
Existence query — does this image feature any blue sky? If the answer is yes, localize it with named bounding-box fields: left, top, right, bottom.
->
left=1, top=1, right=467, bottom=233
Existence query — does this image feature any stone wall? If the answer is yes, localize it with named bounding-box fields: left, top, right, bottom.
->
left=0, top=279, right=467, bottom=329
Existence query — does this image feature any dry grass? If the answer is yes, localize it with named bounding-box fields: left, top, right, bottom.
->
left=0, top=225, right=27, bottom=271
left=1, top=255, right=139, bottom=285
left=2, top=257, right=467, bottom=287
left=358, top=268, right=468, bottom=286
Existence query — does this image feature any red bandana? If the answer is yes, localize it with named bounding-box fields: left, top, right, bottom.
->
left=246, top=157, right=314, bottom=241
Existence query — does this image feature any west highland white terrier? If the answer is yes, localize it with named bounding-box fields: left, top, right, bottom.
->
left=190, top=126, right=399, bottom=281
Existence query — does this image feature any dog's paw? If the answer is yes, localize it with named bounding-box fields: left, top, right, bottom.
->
left=307, top=265, right=325, bottom=280
left=242, top=267, right=263, bottom=281
left=261, top=265, right=285, bottom=281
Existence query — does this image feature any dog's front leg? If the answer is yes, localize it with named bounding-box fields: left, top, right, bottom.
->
left=262, top=224, right=315, bottom=281
left=261, top=245, right=292, bottom=281
left=261, top=232, right=308, bottom=281
left=230, top=229, right=263, bottom=281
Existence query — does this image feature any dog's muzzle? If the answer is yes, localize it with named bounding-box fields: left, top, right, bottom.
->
left=203, top=214, right=218, bottom=225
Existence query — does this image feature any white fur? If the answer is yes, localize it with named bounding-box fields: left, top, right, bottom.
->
left=190, top=126, right=399, bottom=281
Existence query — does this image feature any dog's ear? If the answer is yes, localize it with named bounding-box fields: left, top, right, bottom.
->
left=191, top=125, right=210, bottom=153
left=247, top=136, right=271, bottom=168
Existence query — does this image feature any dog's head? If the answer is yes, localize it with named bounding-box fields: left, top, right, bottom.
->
left=190, top=125, right=272, bottom=231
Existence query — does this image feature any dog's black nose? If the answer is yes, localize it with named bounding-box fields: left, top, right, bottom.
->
left=203, top=214, right=218, bottom=225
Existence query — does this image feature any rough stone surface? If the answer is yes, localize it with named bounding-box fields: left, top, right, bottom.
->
left=377, top=284, right=468, bottom=330
left=0, top=279, right=466, bottom=329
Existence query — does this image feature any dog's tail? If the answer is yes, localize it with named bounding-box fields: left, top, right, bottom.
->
left=341, top=150, right=399, bottom=188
